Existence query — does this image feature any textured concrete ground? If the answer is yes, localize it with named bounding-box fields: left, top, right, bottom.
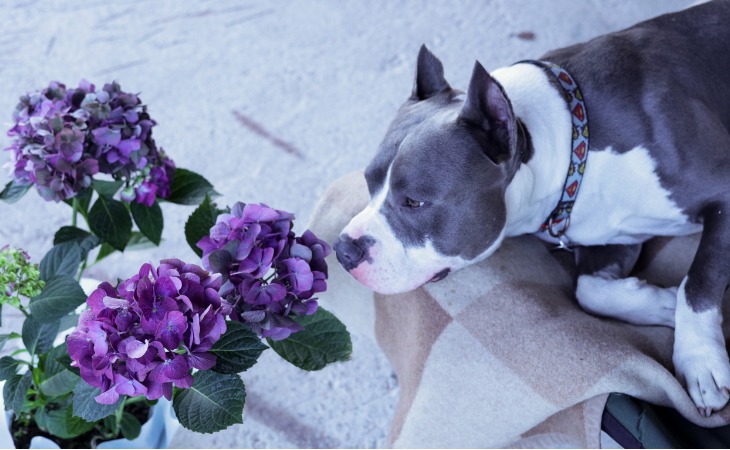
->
left=0, top=0, right=693, bottom=447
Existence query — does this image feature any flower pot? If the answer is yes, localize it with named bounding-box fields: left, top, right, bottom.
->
left=0, top=381, right=178, bottom=449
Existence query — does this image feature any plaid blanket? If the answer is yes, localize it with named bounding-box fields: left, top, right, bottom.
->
left=309, top=170, right=730, bottom=448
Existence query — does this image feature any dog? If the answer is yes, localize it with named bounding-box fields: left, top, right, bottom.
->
left=334, top=1, right=730, bottom=416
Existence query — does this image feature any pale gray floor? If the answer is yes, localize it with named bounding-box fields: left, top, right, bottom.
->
left=0, top=1, right=693, bottom=447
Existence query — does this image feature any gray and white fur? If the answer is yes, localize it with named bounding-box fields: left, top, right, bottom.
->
left=334, top=1, right=730, bottom=416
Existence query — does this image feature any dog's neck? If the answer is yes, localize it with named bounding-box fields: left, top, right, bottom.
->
left=491, top=63, right=574, bottom=238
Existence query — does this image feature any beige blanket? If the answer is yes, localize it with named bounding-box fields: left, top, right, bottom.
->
left=309, top=171, right=730, bottom=448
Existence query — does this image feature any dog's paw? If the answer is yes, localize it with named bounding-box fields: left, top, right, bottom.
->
left=674, top=346, right=730, bottom=416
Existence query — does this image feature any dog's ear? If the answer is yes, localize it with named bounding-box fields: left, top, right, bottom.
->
left=412, top=45, right=451, bottom=100
left=458, top=61, right=517, bottom=164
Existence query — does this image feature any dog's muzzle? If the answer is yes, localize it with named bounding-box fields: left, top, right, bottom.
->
left=333, top=234, right=374, bottom=270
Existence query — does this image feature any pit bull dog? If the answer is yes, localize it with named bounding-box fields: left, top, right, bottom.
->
left=334, top=1, right=730, bottom=416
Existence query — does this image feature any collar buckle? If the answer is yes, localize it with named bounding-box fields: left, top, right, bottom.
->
left=547, top=216, right=570, bottom=239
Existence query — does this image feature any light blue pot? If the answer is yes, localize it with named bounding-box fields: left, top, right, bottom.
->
left=1, top=398, right=178, bottom=449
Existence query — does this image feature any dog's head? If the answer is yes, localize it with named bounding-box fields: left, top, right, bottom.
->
left=334, top=46, right=528, bottom=294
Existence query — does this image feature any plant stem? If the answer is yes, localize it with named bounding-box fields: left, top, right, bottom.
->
left=124, top=395, right=146, bottom=405
left=72, top=197, right=79, bottom=228
left=17, top=304, right=30, bottom=318
left=77, top=258, right=88, bottom=282
left=115, top=396, right=127, bottom=435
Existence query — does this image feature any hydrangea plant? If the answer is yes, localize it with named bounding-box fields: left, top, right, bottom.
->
left=1, top=80, right=351, bottom=443
left=63, top=201, right=351, bottom=435
left=6, top=80, right=174, bottom=205
left=0, top=80, right=221, bottom=445
left=0, top=246, right=44, bottom=313
left=198, top=202, right=330, bottom=340
left=67, top=260, right=227, bottom=405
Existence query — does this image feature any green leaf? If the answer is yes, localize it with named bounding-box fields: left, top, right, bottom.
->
left=120, top=411, right=142, bottom=440
left=127, top=231, right=155, bottom=250
left=0, top=180, right=31, bottom=204
left=267, top=307, right=352, bottom=371
left=44, top=343, right=70, bottom=377
left=35, top=407, right=49, bottom=432
left=54, top=226, right=91, bottom=245
left=173, top=371, right=245, bottom=434
left=41, top=370, right=80, bottom=397
left=211, top=321, right=268, bottom=374
left=3, top=372, right=32, bottom=412
left=95, top=243, right=116, bottom=263
left=130, top=200, right=163, bottom=245
left=72, top=380, right=123, bottom=421
left=76, top=188, right=93, bottom=221
left=92, top=179, right=124, bottom=197
left=0, top=356, right=20, bottom=381
left=59, top=313, right=81, bottom=332
left=30, top=276, right=86, bottom=323
left=39, top=242, right=82, bottom=281
left=44, top=407, right=95, bottom=439
left=53, top=226, right=100, bottom=257
left=184, top=195, right=223, bottom=257
left=3, top=374, right=20, bottom=411
left=167, top=168, right=219, bottom=205
left=88, top=195, right=132, bottom=251
left=41, top=344, right=80, bottom=397
left=66, top=407, right=96, bottom=438
left=43, top=409, right=67, bottom=437
left=0, top=333, right=21, bottom=353
left=22, top=315, right=60, bottom=356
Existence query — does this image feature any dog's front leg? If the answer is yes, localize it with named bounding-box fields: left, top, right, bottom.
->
left=674, top=205, right=730, bottom=416
left=574, top=244, right=676, bottom=327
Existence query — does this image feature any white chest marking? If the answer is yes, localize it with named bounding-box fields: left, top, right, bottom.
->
left=551, top=146, right=701, bottom=246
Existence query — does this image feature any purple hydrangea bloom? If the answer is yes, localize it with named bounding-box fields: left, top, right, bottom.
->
left=197, top=202, right=331, bottom=341
left=5, top=80, right=175, bottom=204
left=67, top=259, right=226, bottom=404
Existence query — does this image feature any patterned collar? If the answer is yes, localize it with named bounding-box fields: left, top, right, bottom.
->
left=516, top=60, right=589, bottom=242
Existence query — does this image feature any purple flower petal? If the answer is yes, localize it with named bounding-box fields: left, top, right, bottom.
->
left=66, top=331, right=93, bottom=362
left=118, top=138, right=141, bottom=156
left=242, top=203, right=280, bottom=222
left=244, top=281, right=287, bottom=306
left=145, top=381, right=173, bottom=401
left=155, top=311, right=187, bottom=350
left=87, top=283, right=116, bottom=314
left=92, top=127, right=121, bottom=146
left=114, top=373, right=148, bottom=397
left=241, top=309, right=266, bottom=323
left=102, top=296, right=129, bottom=309
left=95, top=384, right=120, bottom=405
left=187, top=352, right=216, bottom=371
left=150, top=354, right=189, bottom=382
left=173, top=373, right=194, bottom=389
left=281, top=258, right=313, bottom=293
left=155, top=276, right=179, bottom=299
left=119, top=336, right=149, bottom=359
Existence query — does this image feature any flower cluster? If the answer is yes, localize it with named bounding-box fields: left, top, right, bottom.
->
left=67, top=259, right=226, bottom=404
left=6, top=80, right=174, bottom=205
left=197, top=202, right=331, bottom=340
left=0, top=245, right=44, bottom=309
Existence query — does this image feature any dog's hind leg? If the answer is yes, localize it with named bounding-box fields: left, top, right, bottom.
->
left=673, top=204, right=730, bottom=416
left=574, top=244, right=676, bottom=328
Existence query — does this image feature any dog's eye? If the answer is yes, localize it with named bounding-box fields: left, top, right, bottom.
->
left=403, top=197, right=424, bottom=209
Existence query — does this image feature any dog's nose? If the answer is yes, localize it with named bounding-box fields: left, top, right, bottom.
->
left=334, top=235, right=371, bottom=270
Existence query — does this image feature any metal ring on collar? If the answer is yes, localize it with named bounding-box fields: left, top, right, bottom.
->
left=547, top=215, right=570, bottom=238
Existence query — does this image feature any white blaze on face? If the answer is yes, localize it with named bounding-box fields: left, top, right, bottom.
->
left=341, top=166, right=505, bottom=294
